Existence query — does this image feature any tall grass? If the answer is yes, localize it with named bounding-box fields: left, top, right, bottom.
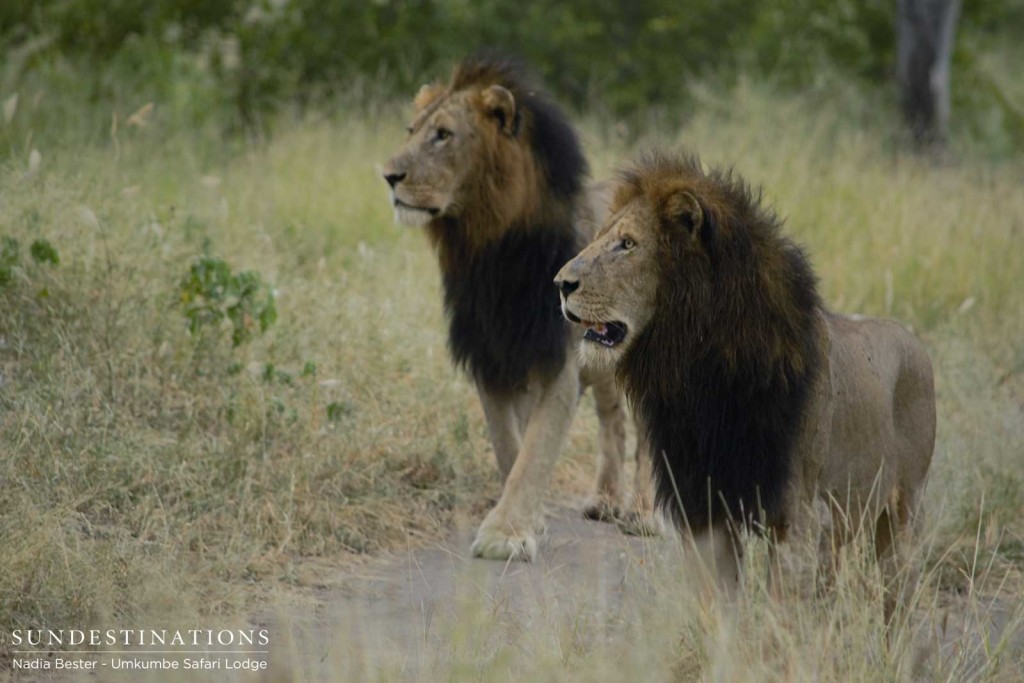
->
left=1, top=78, right=1022, bottom=679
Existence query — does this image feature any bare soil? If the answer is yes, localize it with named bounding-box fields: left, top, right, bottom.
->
left=263, top=505, right=1024, bottom=681
left=262, top=504, right=661, bottom=679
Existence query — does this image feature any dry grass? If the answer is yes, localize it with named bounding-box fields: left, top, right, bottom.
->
left=1, top=80, right=1023, bottom=680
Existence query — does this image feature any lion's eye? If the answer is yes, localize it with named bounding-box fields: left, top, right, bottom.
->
left=621, top=237, right=636, bottom=250
left=405, top=125, right=414, bottom=134
left=435, top=127, right=453, bottom=141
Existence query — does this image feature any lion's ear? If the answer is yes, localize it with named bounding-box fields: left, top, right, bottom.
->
left=413, top=83, right=444, bottom=111
left=661, top=188, right=704, bottom=238
left=481, top=85, right=517, bottom=136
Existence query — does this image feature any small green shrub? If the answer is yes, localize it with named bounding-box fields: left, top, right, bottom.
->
left=0, top=236, right=58, bottom=287
left=29, top=238, right=59, bottom=265
left=178, top=256, right=277, bottom=348
left=0, top=236, right=19, bottom=286
left=326, top=401, right=354, bottom=423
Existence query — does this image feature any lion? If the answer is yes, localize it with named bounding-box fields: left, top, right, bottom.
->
left=381, top=57, right=659, bottom=561
left=555, top=150, right=936, bottom=622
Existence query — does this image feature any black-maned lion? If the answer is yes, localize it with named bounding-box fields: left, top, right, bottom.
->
left=382, top=57, right=659, bottom=561
left=555, top=150, right=935, bottom=621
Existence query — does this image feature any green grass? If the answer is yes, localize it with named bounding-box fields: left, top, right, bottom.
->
left=1, top=78, right=1023, bottom=680
left=0, top=110, right=498, bottom=630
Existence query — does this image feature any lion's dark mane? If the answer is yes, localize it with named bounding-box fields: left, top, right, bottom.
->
left=618, top=151, right=822, bottom=535
left=449, top=56, right=587, bottom=202
left=434, top=56, right=587, bottom=393
left=443, top=222, right=581, bottom=392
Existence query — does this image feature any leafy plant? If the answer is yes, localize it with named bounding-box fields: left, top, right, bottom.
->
left=0, top=236, right=19, bottom=286
left=326, top=401, right=354, bottom=422
left=178, top=255, right=277, bottom=347
left=29, top=238, right=60, bottom=265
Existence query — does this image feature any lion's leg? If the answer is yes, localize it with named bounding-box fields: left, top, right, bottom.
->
left=512, top=389, right=538, bottom=433
left=817, top=496, right=855, bottom=596
left=875, top=491, right=917, bottom=629
left=765, top=537, right=785, bottom=601
left=632, top=428, right=654, bottom=513
left=582, top=375, right=626, bottom=522
left=471, top=363, right=580, bottom=562
left=686, top=524, right=744, bottom=599
left=476, top=381, right=527, bottom=482
left=618, top=427, right=664, bottom=537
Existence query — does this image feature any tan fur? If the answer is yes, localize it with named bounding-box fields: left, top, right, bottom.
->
left=386, top=76, right=555, bottom=264
left=556, top=155, right=936, bottom=621
left=383, top=64, right=659, bottom=561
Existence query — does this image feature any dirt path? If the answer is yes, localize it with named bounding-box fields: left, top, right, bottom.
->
left=262, top=506, right=1024, bottom=681
left=262, top=505, right=663, bottom=679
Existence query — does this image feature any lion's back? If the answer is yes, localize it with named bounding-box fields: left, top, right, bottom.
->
left=823, top=313, right=936, bottom=506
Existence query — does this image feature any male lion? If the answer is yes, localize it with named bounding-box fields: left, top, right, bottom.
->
left=555, top=150, right=935, bottom=621
left=382, top=57, right=658, bottom=561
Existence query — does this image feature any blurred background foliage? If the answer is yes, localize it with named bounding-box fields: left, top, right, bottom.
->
left=0, top=0, right=1022, bottom=150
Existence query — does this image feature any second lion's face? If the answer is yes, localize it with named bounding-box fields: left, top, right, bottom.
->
left=554, top=198, right=661, bottom=372
left=381, top=82, right=526, bottom=231
left=381, top=89, right=479, bottom=227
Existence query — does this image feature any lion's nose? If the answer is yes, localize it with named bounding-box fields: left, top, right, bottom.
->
left=556, top=278, right=580, bottom=296
left=384, top=172, right=407, bottom=188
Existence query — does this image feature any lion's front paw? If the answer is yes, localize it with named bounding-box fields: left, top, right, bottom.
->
left=582, top=495, right=622, bottom=523
left=618, top=510, right=664, bottom=537
left=470, top=521, right=538, bottom=562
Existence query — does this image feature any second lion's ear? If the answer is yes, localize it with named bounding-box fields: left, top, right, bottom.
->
left=481, top=85, right=517, bottom=135
left=414, top=83, right=444, bottom=111
left=660, top=187, right=704, bottom=237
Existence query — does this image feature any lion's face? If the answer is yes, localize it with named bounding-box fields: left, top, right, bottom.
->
left=554, top=199, right=662, bottom=371
left=382, top=82, right=522, bottom=227
left=555, top=178, right=709, bottom=371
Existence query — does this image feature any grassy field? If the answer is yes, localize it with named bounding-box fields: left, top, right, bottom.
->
left=1, top=78, right=1023, bottom=680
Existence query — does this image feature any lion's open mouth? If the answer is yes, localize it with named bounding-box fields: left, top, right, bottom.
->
left=582, top=320, right=627, bottom=348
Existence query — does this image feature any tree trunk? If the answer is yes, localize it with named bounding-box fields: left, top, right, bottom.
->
left=896, top=0, right=962, bottom=148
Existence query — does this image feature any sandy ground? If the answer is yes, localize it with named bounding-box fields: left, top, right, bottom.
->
left=261, top=505, right=1024, bottom=681
left=262, top=505, right=662, bottom=680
